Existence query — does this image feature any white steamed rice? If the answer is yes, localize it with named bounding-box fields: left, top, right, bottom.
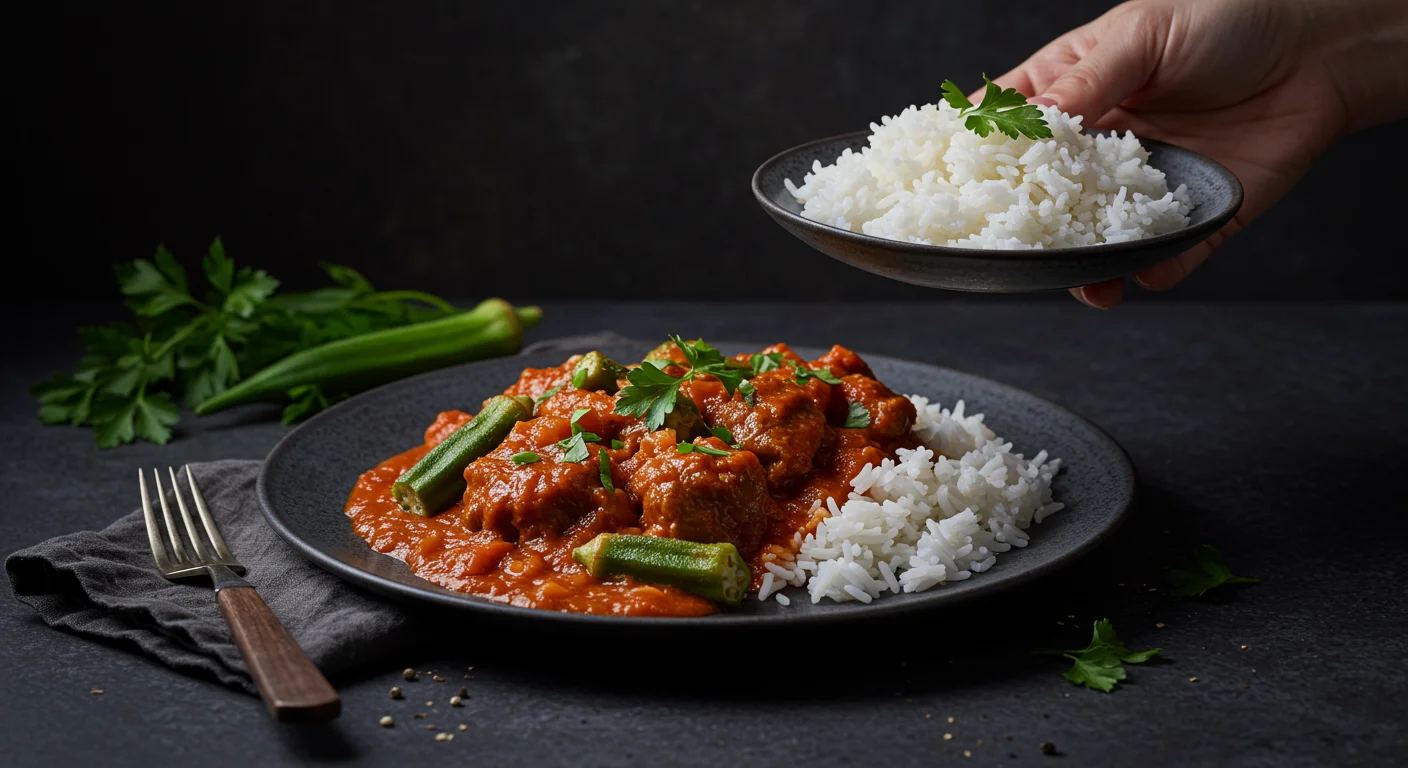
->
left=757, top=395, right=1063, bottom=605
left=785, top=102, right=1191, bottom=248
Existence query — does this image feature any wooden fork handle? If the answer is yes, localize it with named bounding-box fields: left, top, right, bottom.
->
left=217, top=586, right=341, bottom=722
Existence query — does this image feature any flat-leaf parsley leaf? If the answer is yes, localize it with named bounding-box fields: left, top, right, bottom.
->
left=843, top=402, right=871, bottom=429
left=598, top=449, right=615, bottom=492
left=1165, top=545, right=1260, bottom=597
left=788, top=359, right=841, bottom=386
left=1035, top=619, right=1161, bottom=692
left=614, top=336, right=745, bottom=430
left=941, top=74, right=1053, bottom=140
left=677, top=442, right=732, bottom=457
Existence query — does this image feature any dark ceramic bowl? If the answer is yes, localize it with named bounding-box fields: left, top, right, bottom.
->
left=260, top=342, right=1137, bottom=627
left=752, top=130, right=1243, bottom=293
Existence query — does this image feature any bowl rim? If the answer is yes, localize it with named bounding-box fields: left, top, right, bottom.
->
left=751, top=129, right=1243, bottom=262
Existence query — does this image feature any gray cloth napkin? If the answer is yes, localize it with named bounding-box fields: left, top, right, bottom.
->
left=7, top=460, right=403, bottom=693
left=5, top=332, right=639, bottom=693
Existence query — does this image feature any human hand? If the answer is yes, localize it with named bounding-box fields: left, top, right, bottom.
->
left=996, top=0, right=1408, bottom=308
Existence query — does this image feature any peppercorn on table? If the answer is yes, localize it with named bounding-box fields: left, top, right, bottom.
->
left=4, top=300, right=1406, bottom=767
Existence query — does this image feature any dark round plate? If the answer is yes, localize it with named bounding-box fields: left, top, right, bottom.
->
left=753, top=130, right=1242, bottom=292
left=259, top=342, right=1136, bottom=626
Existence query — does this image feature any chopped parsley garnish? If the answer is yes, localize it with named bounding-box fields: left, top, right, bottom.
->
left=598, top=449, right=615, bottom=492
left=739, top=380, right=757, bottom=407
left=511, top=451, right=541, bottom=465
left=843, top=402, right=871, bottom=429
left=941, top=74, right=1053, bottom=140
left=554, top=408, right=600, bottom=462
left=749, top=352, right=785, bottom=375
left=611, top=439, right=625, bottom=450
left=534, top=385, right=562, bottom=405
left=1165, top=545, right=1260, bottom=597
left=614, top=336, right=746, bottom=430
left=557, top=436, right=590, bottom=463
left=1035, top=619, right=1161, bottom=692
left=677, top=442, right=732, bottom=458
left=709, top=425, right=740, bottom=448
left=788, top=359, right=841, bottom=386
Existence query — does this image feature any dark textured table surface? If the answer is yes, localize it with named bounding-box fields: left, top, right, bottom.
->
left=4, top=301, right=1406, bottom=767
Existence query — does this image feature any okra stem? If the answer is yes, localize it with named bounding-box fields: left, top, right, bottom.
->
left=392, top=395, right=534, bottom=516
left=572, top=533, right=751, bottom=606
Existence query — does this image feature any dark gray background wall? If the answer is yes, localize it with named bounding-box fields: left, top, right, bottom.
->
left=19, top=0, right=1408, bottom=302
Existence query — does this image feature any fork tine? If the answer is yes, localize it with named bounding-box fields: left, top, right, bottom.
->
left=185, top=465, right=234, bottom=562
left=168, top=467, right=212, bottom=564
left=153, top=469, right=189, bottom=564
left=138, top=470, right=172, bottom=570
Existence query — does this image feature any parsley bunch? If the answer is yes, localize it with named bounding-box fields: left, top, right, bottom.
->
left=33, top=238, right=456, bottom=447
left=1036, top=619, right=1162, bottom=692
left=941, top=74, right=1054, bottom=140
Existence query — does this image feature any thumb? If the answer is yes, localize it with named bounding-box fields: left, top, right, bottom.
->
left=1039, top=20, right=1162, bottom=122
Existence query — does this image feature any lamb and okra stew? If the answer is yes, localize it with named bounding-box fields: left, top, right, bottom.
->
left=345, top=337, right=918, bottom=616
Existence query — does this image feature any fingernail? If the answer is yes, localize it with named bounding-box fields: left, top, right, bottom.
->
left=1075, top=281, right=1122, bottom=309
left=1030, top=95, right=1059, bottom=107
left=1135, top=260, right=1184, bottom=291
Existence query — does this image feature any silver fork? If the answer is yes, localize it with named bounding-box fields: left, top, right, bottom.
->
left=140, top=466, right=340, bottom=721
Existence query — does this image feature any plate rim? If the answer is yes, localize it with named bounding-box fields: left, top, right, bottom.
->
left=751, top=128, right=1243, bottom=262
left=258, top=344, right=1137, bottom=628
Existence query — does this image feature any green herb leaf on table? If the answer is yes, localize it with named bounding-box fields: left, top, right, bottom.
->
left=941, top=74, right=1053, bottom=140
left=598, top=450, right=615, bottom=492
left=843, top=402, right=871, bottom=429
left=512, top=451, right=541, bottom=465
left=281, top=385, right=336, bottom=425
left=1165, top=545, right=1260, bottom=597
left=94, top=389, right=181, bottom=448
left=1035, top=619, right=1161, bottom=693
left=116, top=245, right=200, bottom=317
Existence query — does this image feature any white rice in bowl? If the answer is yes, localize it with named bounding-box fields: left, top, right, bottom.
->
left=757, top=395, right=1063, bottom=605
left=784, top=102, right=1191, bottom=248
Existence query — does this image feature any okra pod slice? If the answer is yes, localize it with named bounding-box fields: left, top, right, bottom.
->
left=392, top=395, right=533, bottom=516
left=660, top=395, right=707, bottom=440
left=570, top=351, right=626, bottom=394
left=572, top=533, right=751, bottom=606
